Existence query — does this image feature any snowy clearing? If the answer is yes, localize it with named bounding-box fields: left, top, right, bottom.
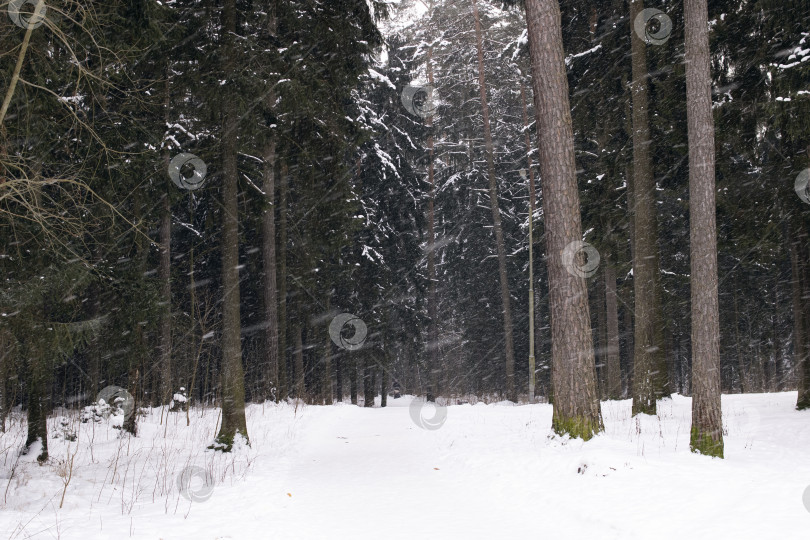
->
left=1, top=392, right=808, bottom=539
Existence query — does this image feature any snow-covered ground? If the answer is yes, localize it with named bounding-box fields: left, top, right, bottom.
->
left=1, top=392, right=808, bottom=539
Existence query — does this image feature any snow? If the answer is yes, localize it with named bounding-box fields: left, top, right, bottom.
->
left=368, top=68, right=396, bottom=90
left=1, top=392, right=808, bottom=539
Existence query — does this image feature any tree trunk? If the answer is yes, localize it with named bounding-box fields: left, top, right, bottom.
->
left=0, top=330, right=9, bottom=432
left=158, top=172, right=172, bottom=407
left=215, top=0, right=248, bottom=450
left=125, top=189, right=150, bottom=436
left=622, top=304, right=634, bottom=397
left=87, top=280, right=101, bottom=401
left=278, top=161, right=289, bottom=400
left=605, top=259, right=621, bottom=400
left=629, top=0, right=665, bottom=415
left=524, top=0, right=602, bottom=438
left=522, top=84, right=539, bottom=403
left=425, top=45, right=439, bottom=403
left=260, top=2, right=280, bottom=403
left=158, top=64, right=173, bottom=407
left=792, top=223, right=810, bottom=409
left=595, top=269, right=608, bottom=399
left=733, top=287, right=747, bottom=393
left=381, top=349, right=390, bottom=408
left=685, top=0, right=723, bottom=458
left=24, top=352, right=49, bottom=462
left=363, top=350, right=375, bottom=408
left=294, top=323, right=305, bottom=401
left=350, top=352, right=358, bottom=405
left=335, top=354, right=343, bottom=403
left=321, top=298, right=333, bottom=405
left=473, top=1, right=516, bottom=402
left=261, top=109, right=279, bottom=402
left=24, top=298, right=49, bottom=462
left=770, top=285, right=781, bottom=391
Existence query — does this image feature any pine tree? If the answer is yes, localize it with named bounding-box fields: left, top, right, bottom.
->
left=214, top=0, right=249, bottom=450
left=524, top=0, right=602, bottom=438
left=685, top=0, right=723, bottom=458
left=472, top=0, right=516, bottom=402
left=628, top=0, right=666, bottom=415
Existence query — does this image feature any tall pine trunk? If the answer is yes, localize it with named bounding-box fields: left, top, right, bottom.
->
left=629, top=0, right=665, bottom=415
left=685, top=0, right=723, bottom=458
left=321, top=297, right=333, bottom=405
left=262, top=140, right=281, bottom=401
left=524, top=0, right=602, bottom=438
left=363, top=350, right=375, bottom=408
left=792, top=223, right=810, bottom=409
left=426, top=45, right=439, bottom=403
left=158, top=170, right=172, bottom=405
left=595, top=270, right=607, bottom=398
left=521, top=84, right=539, bottom=402
left=294, top=323, right=305, bottom=401
left=605, top=259, right=621, bottom=399
left=350, top=351, right=358, bottom=405
left=215, top=0, right=248, bottom=449
left=261, top=5, right=280, bottom=402
left=473, top=1, right=516, bottom=402
left=278, top=161, right=289, bottom=399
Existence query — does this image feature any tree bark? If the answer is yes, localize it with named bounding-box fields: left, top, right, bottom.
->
left=24, top=353, right=49, bottom=462
left=524, top=0, right=602, bottom=438
left=294, top=323, right=305, bottom=401
left=522, top=84, right=539, bottom=403
left=261, top=44, right=280, bottom=402
left=363, top=350, right=375, bottom=408
left=629, top=0, right=665, bottom=415
left=335, top=354, right=343, bottom=403
left=278, top=161, right=289, bottom=399
left=473, top=0, right=516, bottom=402
left=770, top=285, right=781, bottom=391
left=321, top=298, right=333, bottom=405
left=158, top=143, right=173, bottom=407
left=425, top=44, right=439, bottom=403
left=595, top=269, right=608, bottom=399
left=215, top=0, right=248, bottom=449
left=350, top=351, right=358, bottom=405
left=733, top=287, right=747, bottom=393
left=605, top=259, right=621, bottom=399
left=381, top=348, right=390, bottom=408
left=792, top=222, right=810, bottom=409
left=685, top=0, right=723, bottom=458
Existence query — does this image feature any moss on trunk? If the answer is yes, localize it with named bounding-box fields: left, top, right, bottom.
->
left=690, top=426, right=724, bottom=458
left=551, top=412, right=602, bottom=441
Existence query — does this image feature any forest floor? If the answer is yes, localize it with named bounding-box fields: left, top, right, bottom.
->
left=0, top=392, right=808, bottom=539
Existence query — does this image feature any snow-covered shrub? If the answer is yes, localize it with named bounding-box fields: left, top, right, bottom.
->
left=80, top=396, right=127, bottom=428
left=52, top=416, right=77, bottom=441
left=170, top=387, right=188, bottom=412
